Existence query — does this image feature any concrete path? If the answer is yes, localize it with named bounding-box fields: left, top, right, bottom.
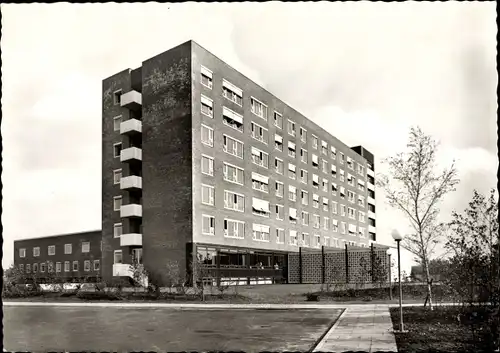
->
left=314, top=304, right=397, bottom=352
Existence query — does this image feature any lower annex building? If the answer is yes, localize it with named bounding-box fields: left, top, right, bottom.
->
left=14, top=40, right=378, bottom=286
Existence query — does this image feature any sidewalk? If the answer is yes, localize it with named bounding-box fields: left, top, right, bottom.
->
left=314, top=304, right=397, bottom=352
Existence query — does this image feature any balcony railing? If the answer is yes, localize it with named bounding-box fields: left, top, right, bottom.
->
left=120, top=176, right=142, bottom=190
left=120, top=204, right=142, bottom=218
left=367, top=168, right=375, bottom=177
left=120, top=147, right=142, bottom=163
left=120, top=90, right=142, bottom=111
left=112, top=263, right=133, bottom=277
left=368, top=196, right=375, bottom=205
left=367, top=182, right=375, bottom=191
left=368, top=225, right=377, bottom=233
left=368, top=211, right=376, bottom=219
left=120, top=119, right=142, bottom=135
left=120, top=233, right=143, bottom=247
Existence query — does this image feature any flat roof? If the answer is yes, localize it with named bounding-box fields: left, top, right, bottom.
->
left=14, top=229, right=102, bottom=243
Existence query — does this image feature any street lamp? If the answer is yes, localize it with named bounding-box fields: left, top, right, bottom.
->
left=392, top=229, right=407, bottom=333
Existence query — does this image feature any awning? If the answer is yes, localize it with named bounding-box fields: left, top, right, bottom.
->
left=313, top=194, right=319, bottom=201
left=312, top=174, right=319, bottom=183
left=331, top=146, right=336, bottom=153
left=312, top=154, right=319, bottom=164
left=322, top=140, right=328, bottom=148
left=332, top=183, right=338, bottom=191
left=252, top=198, right=270, bottom=213
left=223, top=106, right=243, bottom=124
left=288, top=163, right=296, bottom=172
left=331, top=165, right=337, bottom=172
left=222, top=79, right=243, bottom=97
left=290, top=230, right=297, bottom=238
left=288, top=185, right=296, bottom=193
left=289, top=208, right=297, bottom=219
left=323, top=197, right=328, bottom=204
left=340, top=187, right=345, bottom=195
left=201, top=66, right=212, bottom=79
left=288, top=141, right=296, bottom=150
left=252, top=223, right=270, bottom=233
left=275, top=134, right=283, bottom=143
left=201, top=95, right=213, bottom=107
left=340, top=169, right=345, bottom=175
left=332, top=219, right=338, bottom=226
left=251, top=147, right=261, bottom=156
left=348, top=224, right=357, bottom=233
left=358, top=179, right=365, bottom=186
left=252, top=172, right=269, bottom=184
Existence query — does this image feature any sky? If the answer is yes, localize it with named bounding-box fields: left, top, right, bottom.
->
left=1, top=2, right=498, bottom=274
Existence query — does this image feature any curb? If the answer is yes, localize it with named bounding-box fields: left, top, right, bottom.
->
left=312, top=308, right=348, bottom=352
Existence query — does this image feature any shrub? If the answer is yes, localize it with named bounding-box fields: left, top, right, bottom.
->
left=306, top=293, right=320, bottom=302
left=76, top=291, right=122, bottom=301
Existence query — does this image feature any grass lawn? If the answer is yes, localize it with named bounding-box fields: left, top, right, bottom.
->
left=4, top=306, right=343, bottom=352
left=390, top=305, right=498, bottom=353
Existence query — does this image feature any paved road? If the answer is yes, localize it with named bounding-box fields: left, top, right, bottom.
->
left=3, top=306, right=342, bottom=352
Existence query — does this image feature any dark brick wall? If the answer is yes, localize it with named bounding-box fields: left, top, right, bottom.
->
left=102, top=69, right=133, bottom=283
left=141, top=41, right=193, bottom=285
left=13, top=231, right=102, bottom=280
left=288, top=246, right=390, bottom=284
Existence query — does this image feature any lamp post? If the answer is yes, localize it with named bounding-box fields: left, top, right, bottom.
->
left=392, top=229, right=407, bottom=333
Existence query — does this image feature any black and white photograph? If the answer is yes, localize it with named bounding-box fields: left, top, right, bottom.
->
left=1, top=2, right=498, bottom=352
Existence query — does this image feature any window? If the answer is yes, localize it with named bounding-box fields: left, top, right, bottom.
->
left=312, top=174, right=319, bottom=188
left=301, top=233, right=310, bottom=247
left=222, top=106, right=244, bottom=132
left=300, top=169, right=308, bottom=184
left=64, top=243, right=72, bottom=254
left=339, top=152, right=345, bottom=164
left=348, top=224, right=357, bottom=236
left=56, top=262, right=61, bottom=273
left=48, top=245, right=55, bottom=256
left=289, top=207, right=298, bottom=224
left=341, top=204, right=346, bottom=216
left=224, top=219, right=245, bottom=239
left=331, top=165, right=337, bottom=178
left=347, top=173, right=355, bottom=187
left=224, top=190, right=245, bottom=212
left=252, top=224, right=270, bottom=242
left=288, top=185, right=297, bottom=202
left=313, top=214, right=320, bottom=229
left=275, top=134, right=283, bottom=152
left=312, top=154, right=319, bottom=167
left=201, top=124, right=214, bottom=147
left=113, top=90, right=122, bottom=105
left=222, top=79, right=243, bottom=106
left=324, top=237, right=331, bottom=247
left=201, top=155, right=214, bottom=176
left=252, top=197, right=270, bottom=217
left=358, top=195, right=365, bottom=207
left=321, top=140, right=328, bottom=155
left=314, top=234, right=321, bottom=248
left=300, top=127, right=307, bottom=143
left=340, top=186, right=346, bottom=199
left=358, top=180, right=366, bottom=192
left=251, top=97, right=268, bottom=120
left=332, top=201, right=338, bottom=214
left=287, top=120, right=296, bottom=136
left=113, top=143, right=122, bottom=158
left=201, top=66, right=213, bottom=89
left=201, top=95, right=214, bottom=117
left=322, top=178, right=328, bottom=192
left=274, top=112, right=283, bottom=129
left=289, top=230, right=298, bottom=245
left=276, top=204, right=284, bottom=220
left=301, top=190, right=309, bottom=206
left=340, top=222, right=347, bottom=234
left=64, top=261, right=70, bottom=272
left=332, top=182, right=338, bottom=196
left=348, top=190, right=355, bottom=203
left=251, top=122, right=269, bottom=144
left=322, top=159, right=328, bottom=174
left=331, top=237, right=339, bottom=247
left=201, top=214, right=216, bottom=235
left=288, top=163, right=296, bottom=180
left=331, top=146, right=337, bottom=160
left=288, top=141, right=296, bottom=158
left=114, top=250, right=123, bottom=264
left=251, top=147, right=269, bottom=168
left=223, top=163, right=244, bottom=185
left=348, top=207, right=356, bottom=220
left=113, top=115, right=122, bottom=131
left=312, top=135, right=318, bottom=149
left=276, top=228, right=285, bottom=244
left=72, top=261, right=79, bottom=272
left=359, top=227, right=366, bottom=238
left=33, top=263, right=38, bottom=273
left=202, top=184, right=215, bottom=206
left=322, top=197, right=329, bottom=212
left=323, top=217, right=329, bottom=230
left=19, top=248, right=26, bottom=258
left=113, top=196, right=122, bottom=211
left=40, top=263, right=46, bottom=273
left=113, top=169, right=122, bottom=185
left=301, top=149, right=308, bottom=164
left=301, top=211, right=309, bottom=226
left=252, top=172, right=269, bottom=193
left=275, top=158, right=284, bottom=174
left=358, top=164, right=365, bottom=176
left=94, top=260, right=100, bottom=271
left=82, top=242, right=90, bottom=253
left=347, top=156, right=354, bottom=170
left=84, top=260, right=91, bottom=272
left=359, top=211, right=366, bottom=223
left=33, top=247, right=40, bottom=257
left=313, top=194, right=319, bottom=208
left=275, top=181, right=284, bottom=198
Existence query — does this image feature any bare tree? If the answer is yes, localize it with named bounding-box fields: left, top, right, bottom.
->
left=378, top=126, right=459, bottom=310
